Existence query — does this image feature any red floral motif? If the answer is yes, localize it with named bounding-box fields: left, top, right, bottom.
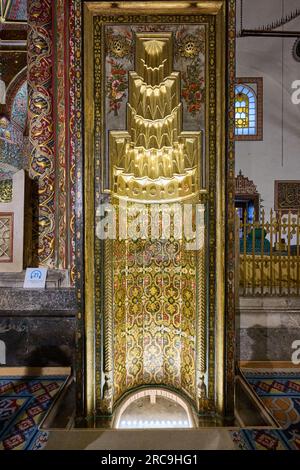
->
left=107, top=59, right=128, bottom=116
left=181, top=58, right=205, bottom=116
left=29, top=1, right=51, bottom=25
left=29, top=61, right=52, bottom=85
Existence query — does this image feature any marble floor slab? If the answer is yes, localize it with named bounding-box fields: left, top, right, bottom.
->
left=45, top=429, right=238, bottom=450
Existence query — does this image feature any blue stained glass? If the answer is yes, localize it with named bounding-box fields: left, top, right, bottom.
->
left=235, top=84, right=258, bottom=137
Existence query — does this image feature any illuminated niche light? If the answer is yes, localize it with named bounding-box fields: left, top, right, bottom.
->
left=114, top=389, right=195, bottom=429
left=119, top=419, right=190, bottom=429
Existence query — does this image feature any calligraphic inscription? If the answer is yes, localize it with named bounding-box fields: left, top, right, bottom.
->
left=275, top=181, right=300, bottom=212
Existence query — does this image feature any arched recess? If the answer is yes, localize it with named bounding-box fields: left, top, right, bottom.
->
left=6, top=67, right=27, bottom=121
left=10, top=81, right=28, bottom=134
left=113, top=387, right=196, bottom=429
left=0, top=67, right=28, bottom=147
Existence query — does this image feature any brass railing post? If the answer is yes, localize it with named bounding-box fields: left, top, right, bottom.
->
left=260, top=208, right=265, bottom=296
left=243, top=209, right=247, bottom=296
left=270, top=208, right=274, bottom=296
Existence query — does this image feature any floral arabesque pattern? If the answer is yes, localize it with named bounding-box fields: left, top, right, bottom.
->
left=181, top=58, right=205, bottom=116
left=107, top=59, right=128, bottom=116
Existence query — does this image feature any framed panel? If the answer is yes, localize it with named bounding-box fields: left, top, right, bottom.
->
left=275, top=180, right=300, bottom=213
left=0, top=212, right=14, bottom=263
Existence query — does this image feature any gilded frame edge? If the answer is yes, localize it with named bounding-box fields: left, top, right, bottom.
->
left=85, top=1, right=224, bottom=15
left=84, top=2, right=96, bottom=419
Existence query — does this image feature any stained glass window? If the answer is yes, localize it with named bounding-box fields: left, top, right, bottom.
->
left=235, top=84, right=257, bottom=136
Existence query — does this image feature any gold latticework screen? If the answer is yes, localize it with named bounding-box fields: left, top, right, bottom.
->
left=112, top=237, right=198, bottom=402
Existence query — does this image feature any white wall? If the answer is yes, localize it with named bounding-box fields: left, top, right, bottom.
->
left=236, top=0, right=300, bottom=216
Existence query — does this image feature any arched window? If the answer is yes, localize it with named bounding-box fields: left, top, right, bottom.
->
left=235, top=78, right=263, bottom=141
left=235, top=85, right=256, bottom=136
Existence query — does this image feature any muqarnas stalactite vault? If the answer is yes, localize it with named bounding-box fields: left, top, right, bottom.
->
left=109, top=33, right=202, bottom=202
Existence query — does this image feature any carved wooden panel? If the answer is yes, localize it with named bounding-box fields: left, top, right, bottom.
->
left=235, top=170, right=258, bottom=196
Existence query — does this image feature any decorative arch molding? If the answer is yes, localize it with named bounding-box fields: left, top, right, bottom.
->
left=6, top=67, right=27, bottom=118
left=113, top=387, right=196, bottom=429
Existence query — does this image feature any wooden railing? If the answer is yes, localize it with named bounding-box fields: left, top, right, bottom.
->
left=239, top=209, right=300, bottom=296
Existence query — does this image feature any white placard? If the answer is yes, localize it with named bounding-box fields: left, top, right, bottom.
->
left=23, top=267, right=48, bottom=289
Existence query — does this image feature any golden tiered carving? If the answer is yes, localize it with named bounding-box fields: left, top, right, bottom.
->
left=109, top=33, right=202, bottom=202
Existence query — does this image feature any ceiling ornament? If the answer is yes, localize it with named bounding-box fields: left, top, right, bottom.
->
left=238, top=0, right=300, bottom=38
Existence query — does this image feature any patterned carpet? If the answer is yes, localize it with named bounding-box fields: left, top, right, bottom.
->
left=1, top=371, right=300, bottom=450
left=232, top=370, right=300, bottom=450
left=0, top=375, right=67, bottom=450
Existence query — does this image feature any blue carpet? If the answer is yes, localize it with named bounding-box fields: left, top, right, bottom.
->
left=2, top=371, right=300, bottom=450
left=0, top=375, right=67, bottom=450
left=232, top=371, right=300, bottom=450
